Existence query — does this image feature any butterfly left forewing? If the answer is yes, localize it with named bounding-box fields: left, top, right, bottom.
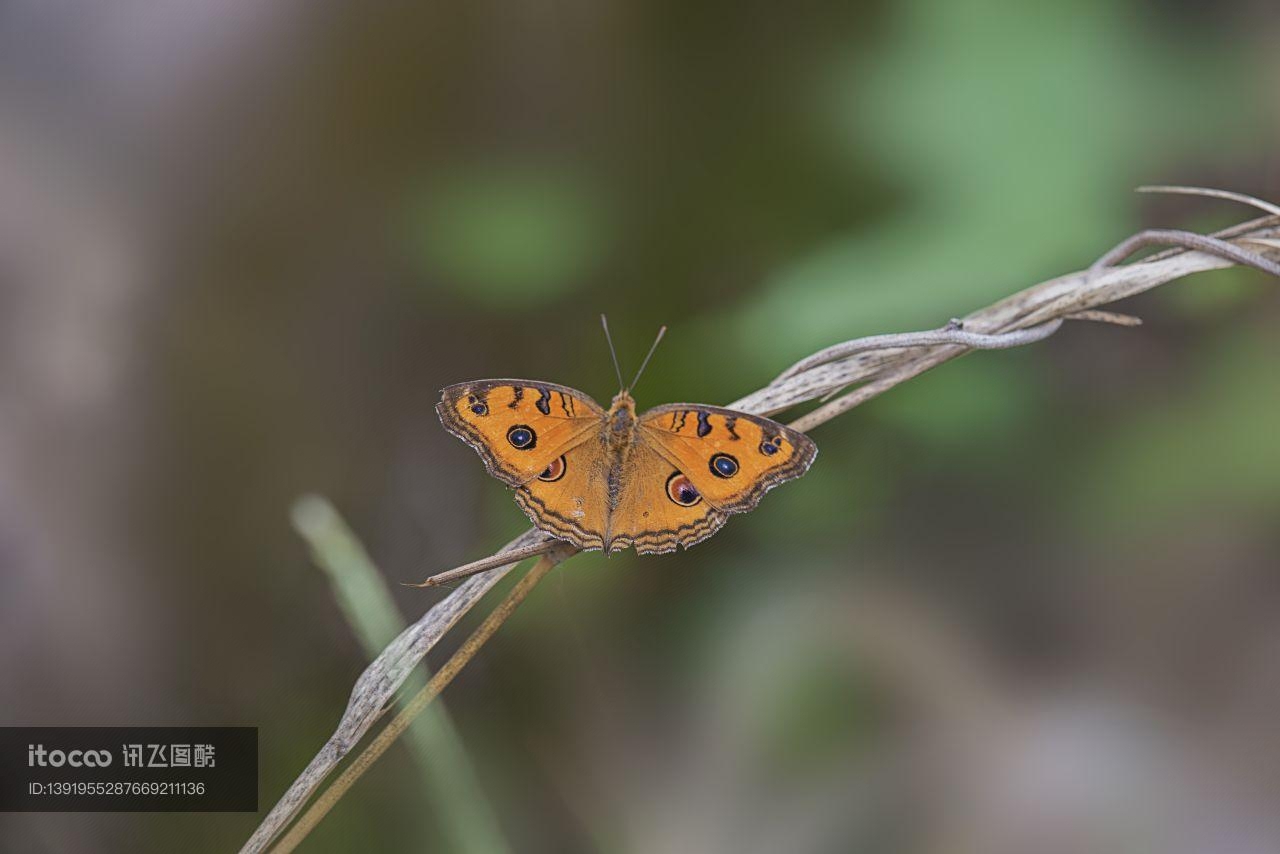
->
left=637, top=403, right=817, bottom=514
left=438, top=380, right=605, bottom=487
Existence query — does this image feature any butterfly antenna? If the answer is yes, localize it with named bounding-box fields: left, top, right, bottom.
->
left=628, top=325, right=667, bottom=392
left=601, top=314, right=626, bottom=391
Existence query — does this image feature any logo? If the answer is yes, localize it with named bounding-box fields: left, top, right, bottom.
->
left=27, top=744, right=113, bottom=768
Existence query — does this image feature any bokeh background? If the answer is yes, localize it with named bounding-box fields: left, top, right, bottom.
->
left=3, top=1, right=1280, bottom=851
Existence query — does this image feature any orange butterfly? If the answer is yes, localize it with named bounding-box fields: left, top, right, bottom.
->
left=438, top=320, right=817, bottom=554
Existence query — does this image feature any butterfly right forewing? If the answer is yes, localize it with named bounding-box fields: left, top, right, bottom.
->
left=638, top=404, right=817, bottom=514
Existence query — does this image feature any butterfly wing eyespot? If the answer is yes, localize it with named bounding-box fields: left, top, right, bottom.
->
left=538, top=455, right=566, bottom=482
left=506, top=425, right=537, bottom=450
left=666, top=472, right=702, bottom=506
left=709, top=453, right=739, bottom=478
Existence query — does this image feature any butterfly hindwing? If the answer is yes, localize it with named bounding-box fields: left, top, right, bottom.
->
left=604, top=441, right=729, bottom=555
left=512, top=436, right=610, bottom=551
left=437, top=380, right=605, bottom=488
left=637, top=404, right=817, bottom=514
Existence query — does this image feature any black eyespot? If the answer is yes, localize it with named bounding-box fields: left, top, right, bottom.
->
left=709, top=453, right=739, bottom=478
left=507, top=425, right=537, bottom=450
left=470, top=402, right=488, bottom=415
left=538, top=455, right=566, bottom=482
left=759, top=439, right=779, bottom=456
left=666, top=472, right=702, bottom=506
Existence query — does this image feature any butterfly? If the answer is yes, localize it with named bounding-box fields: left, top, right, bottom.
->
left=437, top=320, right=817, bottom=555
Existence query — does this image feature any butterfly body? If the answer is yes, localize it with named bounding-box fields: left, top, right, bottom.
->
left=438, top=380, right=817, bottom=555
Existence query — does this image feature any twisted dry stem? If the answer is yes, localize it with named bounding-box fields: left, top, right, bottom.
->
left=240, top=527, right=555, bottom=854
left=242, top=205, right=1280, bottom=854
left=270, top=549, right=572, bottom=854
left=404, top=539, right=558, bottom=587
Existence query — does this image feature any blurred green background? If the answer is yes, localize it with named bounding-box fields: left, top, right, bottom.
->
left=2, top=0, right=1279, bottom=852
